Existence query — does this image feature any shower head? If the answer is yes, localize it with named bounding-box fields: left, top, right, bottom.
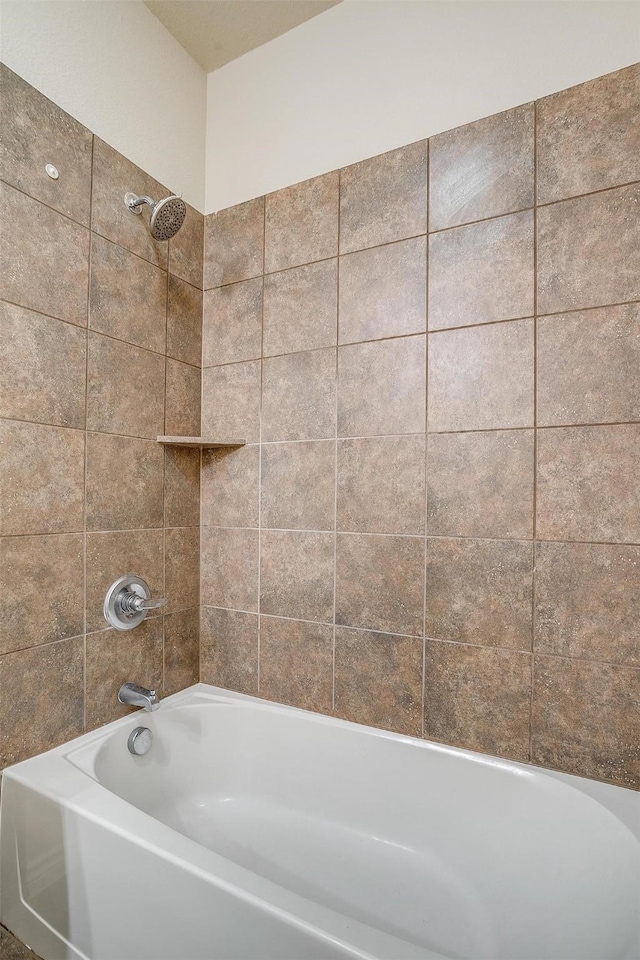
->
left=124, top=192, right=187, bottom=241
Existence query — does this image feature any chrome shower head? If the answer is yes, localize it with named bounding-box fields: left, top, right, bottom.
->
left=124, top=192, right=187, bottom=240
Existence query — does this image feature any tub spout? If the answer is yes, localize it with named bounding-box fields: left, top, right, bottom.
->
left=118, top=682, right=161, bottom=712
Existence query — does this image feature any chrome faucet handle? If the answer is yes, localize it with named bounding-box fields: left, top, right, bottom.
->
left=121, top=594, right=167, bottom=613
left=104, top=575, right=167, bottom=631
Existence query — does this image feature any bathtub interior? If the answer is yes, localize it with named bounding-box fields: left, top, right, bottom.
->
left=62, top=690, right=640, bottom=960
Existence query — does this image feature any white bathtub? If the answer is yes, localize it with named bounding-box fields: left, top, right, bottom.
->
left=1, top=684, right=638, bottom=960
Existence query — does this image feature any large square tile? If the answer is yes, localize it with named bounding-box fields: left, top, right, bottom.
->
left=424, top=641, right=531, bottom=761
left=200, top=607, right=258, bottom=695
left=202, top=361, right=261, bottom=443
left=87, top=332, right=165, bottom=439
left=338, top=336, right=426, bottom=437
left=337, top=436, right=425, bottom=535
left=204, top=197, right=264, bottom=288
left=537, top=65, right=640, bottom=204
left=428, top=210, right=534, bottom=329
left=261, top=441, right=335, bottom=531
left=334, top=627, right=423, bottom=736
left=536, top=424, right=640, bottom=543
left=1, top=182, right=89, bottom=325
left=265, top=172, right=339, bottom=273
left=0, top=63, right=93, bottom=225
left=201, top=527, right=259, bottom=612
left=86, top=529, right=163, bottom=633
left=425, top=538, right=533, bottom=649
left=262, top=349, right=336, bottom=442
left=532, top=656, right=640, bottom=788
left=260, top=530, right=334, bottom=623
left=340, top=140, right=427, bottom=254
left=202, top=444, right=260, bottom=528
left=263, top=259, right=337, bottom=357
left=203, top=277, right=262, bottom=366
left=427, top=430, right=534, bottom=539
left=537, top=184, right=640, bottom=315
left=429, top=103, right=534, bottom=230
left=335, top=533, right=424, bottom=636
left=259, top=616, right=333, bottom=713
left=86, top=433, right=164, bottom=531
left=428, top=318, right=534, bottom=431
left=338, top=237, right=426, bottom=344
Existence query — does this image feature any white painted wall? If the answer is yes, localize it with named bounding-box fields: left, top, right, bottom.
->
left=206, top=0, right=640, bottom=213
left=0, top=0, right=207, bottom=210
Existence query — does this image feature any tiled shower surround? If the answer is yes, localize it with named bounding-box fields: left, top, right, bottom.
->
left=1, top=63, right=638, bottom=791
left=200, top=63, right=639, bottom=790
left=0, top=64, right=202, bottom=768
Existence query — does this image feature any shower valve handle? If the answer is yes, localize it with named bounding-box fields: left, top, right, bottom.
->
left=121, top=593, right=167, bottom=614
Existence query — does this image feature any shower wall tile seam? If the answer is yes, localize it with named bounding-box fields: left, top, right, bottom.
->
left=81, top=133, right=96, bottom=735
left=529, top=97, right=539, bottom=763
left=331, top=168, right=342, bottom=713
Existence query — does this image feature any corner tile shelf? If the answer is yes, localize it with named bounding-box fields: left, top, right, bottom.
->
left=157, top=436, right=246, bottom=449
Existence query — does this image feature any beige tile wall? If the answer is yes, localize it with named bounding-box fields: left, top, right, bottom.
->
left=0, top=65, right=202, bottom=769
left=1, top=62, right=638, bottom=791
left=200, top=64, right=640, bottom=789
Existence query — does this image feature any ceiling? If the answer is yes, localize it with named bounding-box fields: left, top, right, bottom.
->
left=144, top=0, right=341, bottom=72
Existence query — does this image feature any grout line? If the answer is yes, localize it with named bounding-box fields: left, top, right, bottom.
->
left=422, top=147, right=429, bottom=738
left=332, top=169, right=341, bottom=712
left=81, top=134, right=95, bottom=734
left=256, top=194, right=267, bottom=692
left=530, top=102, right=539, bottom=762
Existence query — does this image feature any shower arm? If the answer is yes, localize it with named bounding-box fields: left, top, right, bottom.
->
left=124, top=193, right=155, bottom=215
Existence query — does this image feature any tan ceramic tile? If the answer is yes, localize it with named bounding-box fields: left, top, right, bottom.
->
left=260, top=530, right=334, bottom=623
left=428, top=210, right=534, bottom=330
left=200, top=607, right=258, bottom=694
left=0, top=420, right=85, bottom=536
left=335, top=533, right=424, bottom=636
left=203, top=277, right=262, bottom=366
left=91, top=137, right=168, bottom=268
left=265, top=172, right=339, bottom=273
left=85, top=619, right=163, bottom=730
left=0, top=924, right=42, bottom=960
left=334, top=627, right=423, bottom=736
left=202, top=444, right=259, bottom=528
left=425, top=538, right=533, bottom=649
left=263, top=259, right=337, bottom=357
left=0, top=535, right=84, bottom=655
left=201, top=361, right=261, bottom=443
left=0, top=64, right=93, bottom=225
left=428, top=318, right=534, bottom=431
left=168, top=202, right=203, bottom=288
left=164, top=527, right=199, bottom=613
left=537, top=184, right=640, bottom=315
left=336, top=436, right=425, bottom=535
left=537, top=303, right=640, bottom=427
left=537, top=65, right=640, bottom=204
left=204, top=197, right=264, bottom=288
left=89, top=234, right=166, bottom=354
left=259, top=616, right=333, bottom=713
left=164, top=447, right=200, bottom=528
left=534, top=542, right=639, bottom=666
left=0, top=302, right=86, bottom=427
left=165, top=359, right=200, bottom=437
left=427, top=430, right=534, bottom=539
left=87, top=332, right=165, bottom=439
left=166, top=275, right=202, bottom=367
left=86, top=433, right=164, bottom=531
left=262, top=348, right=336, bottom=441
left=424, top=640, right=531, bottom=761
left=339, top=237, right=426, bottom=344
left=0, top=182, right=89, bottom=325
left=201, top=527, right=259, bottom=611
left=429, top=104, right=534, bottom=230
left=536, top=424, right=640, bottom=543
left=163, top=608, right=199, bottom=696
left=338, top=336, right=426, bottom=437
left=532, top=656, right=640, bottom=788
left=261, top=441, right=335, bottom=531
left=0, top=637, right=84, bottom=767
left=85, top=529, right=163, bottom=633
left=340, top=141, right=428, bottom=253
